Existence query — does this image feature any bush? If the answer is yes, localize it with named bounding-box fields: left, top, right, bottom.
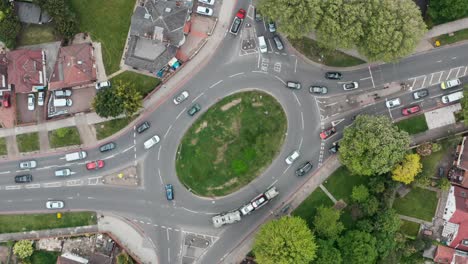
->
left=34, top=0, right=78, bottom=40
left=432, top=143, right=442, bottom=152
left=0, top=2, right=21, bottom=48
left=416, top=142, right=432, bottom=156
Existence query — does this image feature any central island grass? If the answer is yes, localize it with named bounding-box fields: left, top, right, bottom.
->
left=176, top=91, right=287, bottom=196
left=16, top=132, right=40, bottom=153
left=393, top=187, right=438, bottom=222
left=0, top=212, right=96, bottom=233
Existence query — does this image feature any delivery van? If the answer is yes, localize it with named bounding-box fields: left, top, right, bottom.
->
left=441, top=91, right=463, bottom=104
left=65, top=151, right=87, bottom=162
left=258, top=36, right=267, bottom=53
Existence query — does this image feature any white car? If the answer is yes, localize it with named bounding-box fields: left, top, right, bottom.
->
left=196, top=6, right=214, bottom=16
left=285, top=150, right=300, bottom=165
left=27, top=94, right=35, bottom=111
left=173, top=91, right=189, bottom=105
left=37, top=92, right=44, bottom=106
left=441, top=78, right=461, bottom=90
left=96, top=81, right=111, bottom=90
left=46, top=200, right=64, bottom=209
left=198, top=0, right=215, bottom=5
left=385, top=98, right=401, bottom=108
left=19, top=160, right=37, bottom=169
left=144, top=135, right=160, bottom=149
left=343, top=82, right=359, bottom=91
left=54, top=90, right=72, bottom=97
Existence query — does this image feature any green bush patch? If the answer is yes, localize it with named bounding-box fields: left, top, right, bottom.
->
left=95, top=117, right=135, bottom=140
left=395, top=115, right=428, bottom=135
left=0, top=137, right=7, bottom=156
left=0, top=212, right=96, bottom=233
left=49, top=127, right=81, bottom=148
left=176, top=91, right=287, bottom=196
left=400, top=220, right=420, bottom=238
left=31, top=250, right=60, bottom=264
left=111, top=71, right=161, bottom=97
left=435, top=28, right=468, bottom=46
left=393, top=187, right=438, bottom=222
left=16, top=132, right=40, bottom=153
left=18, top=24, right=58, bottom=46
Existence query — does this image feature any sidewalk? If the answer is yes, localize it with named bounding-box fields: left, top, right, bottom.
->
left=411, top=122, right=467, bottom=146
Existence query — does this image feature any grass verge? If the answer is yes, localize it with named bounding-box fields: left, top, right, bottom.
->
left=0, top=137, right=7, bottom=156
left=288, top=37, right=366, bottom=67
left=17, top=24, right=58, bottom=46
left=49, top=127, right=81, bottom=148
left=434, top=28, right=468, bottom=46
left=94, top=117, right=135, bottom=140
left=0, top=212, right=96, bottom=233
left=31, top=250, right=60, bottom=263
left=16, top=132, right=40, bottom=153
left=176, top=91, right=287, bottom=196
left=69, top=0, right=135, bottom=74
left=293, top=188, right=334, bottom=228
left=323, top=166, right=367, bottom=203
left=111, top=71, right=161, bottom=97
left=395, top=115, right=428, bottom=135
left=400, top=220, right=420, bottom=238
left=393, top=187, right=438, bottom=222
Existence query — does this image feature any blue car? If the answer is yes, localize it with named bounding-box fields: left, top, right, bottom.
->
left=165, top=184, right=174, bottom=200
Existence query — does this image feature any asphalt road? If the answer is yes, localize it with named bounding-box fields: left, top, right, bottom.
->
left=0, top=2, right=467, bottom=263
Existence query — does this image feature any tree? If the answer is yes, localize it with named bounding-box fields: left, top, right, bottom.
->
left=339, top=115, right=410, bottom=176
left=375, top=209, right=401, bottom=234
left=0, top=3, right=21, bottom=48
left=361, top=195, right=379, bottom=216
left=392, top=153, right=422, bottom=184
left=13, top=240, right=33, bottom=259
left=253, top=216, right=317, bottom=264
left=432, top=142, right=442, bottom=152
left=313, top=206, right=344, bottom=240
left=338, top=230, right=378, bottom=264
left=463, top=89, right=468, bottom=125
left=439, top=177, right=451, bottom=191
left=34, top=0, right=78, bottom=40
left=416, top=142, right=433, bottom=156
left=257, top=0, right=322, bottom=39
left=352, top=185, right=369, bottom=203
left=428, top=0, right=468, bottom=24
left=315, top=239, right=342, bottom=264
left=368, top=176, right=386, bottom=194
left=116, top=252, right=135, bottom=264
left=92, top=87, right=124, bottom=118
left=358, top=0, right=427, bottom=62
left=115, top=80, right=143, bottom=117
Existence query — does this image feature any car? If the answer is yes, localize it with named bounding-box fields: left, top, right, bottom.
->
left=268, top=21, right=276, bottom=32
left=320, top=127, right=336, bottom=140
left=254, top=8, right=262, bottom=21
left=165, top=184, right=174, bottom=200
left=86, top=160, right=105, bottom=170
left=286, top=81, right=301, bottom=90
left=196, top=6, right=213, bottom=16
left=144, top=135, right=160, bottom=149
left=285, top=150, right=300, bottom=165
left=385, top=98, right=401, bottom=108
left=230, top=17, right=242, bottom=35
left=46, top=200, right=64, bottom=209
left=27, top=93, right=35, bottom=111
left=402, top=105, right=421, bottom=116
left=37, top=91, right=44, bottom=106
left=273, top=36, right=284, bottom=50
left=136, top=121, right=150, bottom=133
left=54, top=168, right=71, bottom=177
left=173, top=91, right=189, bottom=105
left=309, top=86, right=328, bottom=94
left=325, top=72, right=342, bottom=80
left=15, top=174, right=32, bottom=183
left=99, top=142, right=116, bottom=152
left=54, top=90, right=72, bottom=97
left=441, top=78, right=461, bottom=90
left=413, top=89, right=429, bottom=100
left=343, top=82, right=359, bottom=91
left=295, top=161, right=313, bottom=176
left=19, top=160, right=37, bottom=169
left=198, top=0, right=215, bottom=5
left=95, top=81, right=111, bottom=90
left=235, top=8, right=246, bottom=19
left=329, top=141, right=340, bottom=154
left=188, top=103, right=201, bottom=116
left=2, top=93, right=10, bottom=108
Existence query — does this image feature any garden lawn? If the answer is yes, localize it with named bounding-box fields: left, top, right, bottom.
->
left=395, top=114, right=428, bottom=135
left=419, top=138, right=458, bottom=180
left=16, top=132, right=40, bottom=153
left=69, top=0, right=135, bottom=74
left=111, top=71, right=161, bottom=97
left=400, top=220, right=420, bottom=238
left=176, top=91, right=287, bottom=196
left=0, top=137, right=6, bottom=155
left=95, top=117, right=135, bottom=140
left=435, top=28, right=468, bottom=46
left=323, top=166, right=367, bottom=203
left=31, top=250, right=60, bottom=263
left=293, top=188, right=334, bottom=228
left=393, top=187, right=438, bottom=222
left=17, top=24, right=58, bottom=46
left=0, top=212, right=96, bottom=233
left=288, top=37, right=365, bottom=67
left=49, top=127, right=81, bottom=148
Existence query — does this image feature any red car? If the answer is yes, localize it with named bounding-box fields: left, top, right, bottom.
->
left=236, top=8, right=246, bottom=19
left=2, top=93, right=10, bottom=108
left=320, top=127, right=336, bottom=140
left=401, top=105, right=421, bottom=116
left=86, top=160, right=105, bottom=170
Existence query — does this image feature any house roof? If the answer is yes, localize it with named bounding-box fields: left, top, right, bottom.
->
left=451, top=186, right=468, bottom=223
left=49, top=43, right=97, bottom=90
left=6, top=49, right=46, bottom=93
left=458, top=137, right=468, bottom=171
left=0, top=54, right=7, bottom=90
left=435, top=245, right=455, bottom=263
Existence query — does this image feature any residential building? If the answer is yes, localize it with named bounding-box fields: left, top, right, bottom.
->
left=448, top=137, right=468, bottom=188
left=5, top=49, right=47, bottom=93
left=434, top=245, right=468, bottom=263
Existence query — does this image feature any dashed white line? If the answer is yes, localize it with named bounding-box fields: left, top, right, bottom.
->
left=168, top=248, right=171, bottom=263
left=158, top=168, right=163, bottom=185
left=252, top=70, right=267, bottom=74
left=269, top=179, right=278, bottom=188
left=0, top=171, right=10, bottom=175
left=293, top=93, right=301, bottom=107
left=164, top=124, right=173, bottom=138
left=229, top=72, right=244, bottom=78
left=360, top=77, right=371, bottom=81
left=452, top=57, right=457, bottom=60
left=368, top=66, right=375, bottom=88
left=274, top=75, right=285, bottom=85
left=209, top=80, right=223, bottom=89
left=157, top=145, right=162, bottom=161
left=166, top=229, right=170, bottom=240
left=25, top=184, right=40, bottom=189
left=5, top=186, right=21, bottom=190
left=430, top=93, right=443, bottom=99
left=300, top=111, right=304, bottom=130
left=192, top=92, right=204, bottom=103
left=294, top=57, right=297, bottom=73
left=298, top=137, right=303, bottom=150
left=43, top=182, right=62, bottom=188
left=176, top=109, right=186, bottom=120
left=282, top=166, right=290, bottom=175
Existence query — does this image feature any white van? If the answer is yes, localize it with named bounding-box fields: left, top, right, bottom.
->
left=65, top=151, right=87, bottom=162
left=258, top=36, right=267, bottom=53
left=55, top=98, right=73, bottom=107
left=442, top=91, right=464, bottom=104
left=55, top=168, right=71, bottom=177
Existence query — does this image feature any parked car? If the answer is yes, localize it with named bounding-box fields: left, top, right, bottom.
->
left=309, top=86, right=328, bottom=94
left=54, top=98, right=72, bottom=107
left=196, top=6, right=213, bottom=16
left=27, top=93, right=35, bottom=111
left=285, top=150, right=300, bottom=165
left=413, top=89, right=429, bottom=100
left=165, top=184, right=174, bottom=200
left=95, top=81, right=111, bottom=90
left=19, top=160, right=37, bottom=169
left=2, top=93, right=10, bottom=108
left=343, top=82, right=359, bottom=91
left=329, top=141, right=340, bottom=154
left=37, top=91, right=44, bottom=106
left=268, top=21, right=276, bottom=32
left=273, top=36, right=284, bottom=50
left=15, top=174, right=32, bottom=183
left=286, top=81, right=301, bottom=90
left=198, top=0, right=215, bottom=5
left=99, top=142, right=116, bottom=152
left=46, top=201, right=64, bottom=209
left=54, top=90, right=72, bottom=97
left=188, top=103, right=201, bottom=116
left=320, top=127, right=336, bottom=140
left=385, top=98, right=401, bottom=108
left=144, top=135, right=160, bottom=149
left=86, top=160, right=105, bottom=170
left=136, top=121, right=150, bottom=133
left=441, top=78, right=461, bottom=90
left=402, top=105, right=421, bottom=116
left=173, top=91, right=189, bottom=105
left=325, top=72, right=342, bottom=80
left=54, top=168, right=71, bottom=177
left=295, top=162, right=312, bottom=176
left=254, top=7, right=262, bottom=21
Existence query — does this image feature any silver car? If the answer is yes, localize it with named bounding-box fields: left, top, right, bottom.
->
left=19, top=160, right=37, bottom=169
left=46, top=201, right=64, bottom=209
left=173, top=91, right=189, bottom=105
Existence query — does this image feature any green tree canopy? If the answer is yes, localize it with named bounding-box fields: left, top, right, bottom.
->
left=339, top=115, right=410, bottom=176
left=313, top=206, right=345, bottom=240
left=13, top=240, right=34, bottom=259
left=375, top=209, right=401, bottom=234
left=315, top=239, right=343, bottom=264
left=392, top=153, right=423, bottom=184
left=0, top=2, right=21, bottom=48
left=428, top=0, right=468, bottom=24
left=92, top=81, right=142, bottom=118
left=253, top=216, right=317, bottom=264
left=352, top=185, right=370, bottom=203
left=115, top=80, right=143, bottom=117
left=338, top=230, right=378, bottom=264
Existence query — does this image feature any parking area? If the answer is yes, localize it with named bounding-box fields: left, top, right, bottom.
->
left=16, top=93, right=41, bottom=125
left=408, top=65, right=468, bottom=91
left=0, top=92, right=16, bottom=128
left=48, top=86, right=96, bottom=118
left=176, top=16, right=215, bottom=62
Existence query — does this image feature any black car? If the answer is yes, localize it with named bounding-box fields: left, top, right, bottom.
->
left=188, top=103, right=201, bottom=116
left=413, top=89, right=429, bottom=100
left=136, top=121, right=150, bottom=133
left=99, top=142, right=116, bottom=152
left=295, top=162, right=313, bottom=176
left=15, top=174, right=32, bottom=183
left=325, top=72, right=342, bottom=80
left=230, top=17, right=242, bottom=35
left=309, top=86, right=328, bottom=94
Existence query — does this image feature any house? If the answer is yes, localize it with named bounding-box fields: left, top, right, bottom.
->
left=442, top=185, right=468, bottom=251
left=48, top=43, right=97, bottom=90
left=0, top=54, right=8, bottom=92
left=434, top=245, right=468, bottom=263
left=5, top=49, right=47, bottom=93
left=448, top=137, right=468, bottom=189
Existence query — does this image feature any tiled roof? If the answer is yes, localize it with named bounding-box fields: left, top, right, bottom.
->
left=458, top=137, right=468, bottom=171
left=6, top=49, right=45, bottom=93
left=435, top=245, right=455, bottom=263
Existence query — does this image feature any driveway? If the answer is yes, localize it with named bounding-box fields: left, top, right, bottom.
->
left=16, top=93, right=38, bottom=125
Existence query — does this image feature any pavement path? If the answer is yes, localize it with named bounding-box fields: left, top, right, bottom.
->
left=319, top=184, right=337, bottom=203
left=398, top=214, right=432, bottom=226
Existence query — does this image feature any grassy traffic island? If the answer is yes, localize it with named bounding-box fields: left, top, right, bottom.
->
left=176, top=91, right=287, bottom=196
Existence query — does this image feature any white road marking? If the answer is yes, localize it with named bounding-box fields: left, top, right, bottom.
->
left=438, top=72, right=443, bottom=83
left=324, top=102, right=337, bottom=107
left=25, top=184, right=40, bottom=189
left=122, top=145, right=134, bottom=153
left=192, top=92, right=204, bottom=103
left=331, top=118, right=345, bottom=127
left=300, top=111, right=304, bottom=130
left=43, top=182, right=62, bottom=188
left=452, top=57, right=457, bottom=60
left=437, top=60, right=442, bottom=63
left=368, top=66, right=375, bottom=88
left=464, top=66, right=468, bottom=76
left=293, top=93, right=301, bottom=107
left=158, top=168, right=163, bottom=185
left=274, top=75, right=285, bottom=85
left=166, top=229, right=170, bottom=240
left=209, top=80, right=223, bottom=89
left=298, top=137, right=303, bottom=150
left=282, top=166, right=290, bottom=175
left=419, top=76, right=427, bottom=91
left=67, top=197, right=73, bottom=199
left=102, top=154, right=115, bottom=160
left=294, top=57, right=297, bottom=73
left=168, top=248, right=171, bottom=263
left=430, top=93, right=444, bottom=99
left=251, top=70, right=268, bottom=74
left=164, top=124, right=173, bottom=138
left=88, top=197, right=95, bottom=199
left=67, top=180, right=83, bottom=186
left=257, top=53, right=261, bottom=68
left=456, top=67, right=462, bottom=78
left=176, top=108, right=186, bottom=120
left=229, top=72, right=244, bottom=78
left=0, top=171, right=10, bottom=175
left=360, top=77, right=371, bottom=81
left=429, top=73, right=434, bottom=85
left=157, top=145, right=162, bottom=161
left=5, top=186, right=21, bottom=190
left=446, top=68, right=455, bottom=80
left=268, top=179, right=278, bottom=188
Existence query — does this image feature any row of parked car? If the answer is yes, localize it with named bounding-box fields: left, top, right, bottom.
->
left=285, top=71, right=358, bottom=93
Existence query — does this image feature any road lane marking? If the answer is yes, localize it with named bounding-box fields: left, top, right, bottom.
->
left=298, top=137, right=303, bottom=150
left=175, top=108, right=186, bottom=120
left=229, top=72, right=244, bottom=78
left=446, top=68, right=455, bottom=80
left=268, top=179, right=278, bottom=189
left=25, top=184, right=40, bottom=189
left=168, top=248, right=171, bottom=263
left=209, top=80, right=223, bottom=89
left=164, top=124, right=173, bottom=138
left=192, top=92, right=204, bottom=103
left=158, top=169, right=163, bottom=185
left=293, top=93, right=301, bottom=107
left=282, top=166, right=290, bottom=175
left=368, top=66, right=375, bottom=88
left=251, top=70, right=268, bottom=74
left=43, top=182, right=62, bottom=188
left=67, top=180, right=83, bottom=186
left=122, top=145, right=134, bottom=153
left=166, top=229, right=170, bottom=240
left=360, top=77, right=371, bottom=81
left=158, top=146, right=162, bottom=161
left=300, top=111, right=304, bottom=130
left=430, top=93, right=443, bottom=99
left=5, top=186, right=21, bottom=190
left=0, top=171, right=10, bottom=175
left=294, top=57, right=297, bottom=73
left=274, top=75, right=285, bottom=85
